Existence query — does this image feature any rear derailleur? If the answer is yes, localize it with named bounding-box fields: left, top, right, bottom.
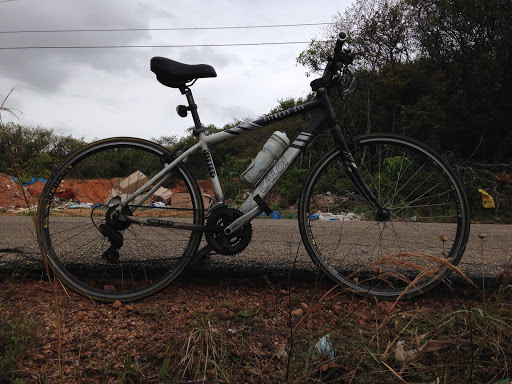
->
left=94, top=204, right=132, bottom=263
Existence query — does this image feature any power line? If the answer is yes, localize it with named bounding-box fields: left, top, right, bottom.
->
left=1, top=22, right=333, bottom=34
left=0, top=41, right=320, bottom=50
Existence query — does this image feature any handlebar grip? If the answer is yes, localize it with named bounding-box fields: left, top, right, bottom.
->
left=333, top=31, right=348, bottom=54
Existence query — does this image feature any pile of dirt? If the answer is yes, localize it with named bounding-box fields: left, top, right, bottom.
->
left=0, top=173, right=216, bottom=212
left=0, top=173, right=42, bottom=210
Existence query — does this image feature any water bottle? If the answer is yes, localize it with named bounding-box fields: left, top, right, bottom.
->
left=241, top=131, right=290, bottom=187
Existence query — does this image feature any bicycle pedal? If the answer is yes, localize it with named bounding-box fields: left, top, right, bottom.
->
left=253, top=194, right=273, bottom=215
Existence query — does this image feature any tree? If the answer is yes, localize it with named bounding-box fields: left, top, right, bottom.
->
left=0, top=123, right=86, bottom=180
left=408, top=0, right=512, bottom=160
left=298, top=0, right=512, bottom=161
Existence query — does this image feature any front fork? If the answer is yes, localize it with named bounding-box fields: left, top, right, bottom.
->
left=341, top=148, right=388, bottom=217
left=317, top=90, right=387, bottom=217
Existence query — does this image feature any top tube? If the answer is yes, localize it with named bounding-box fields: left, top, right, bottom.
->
left=203, top=99, right=323, bottom=146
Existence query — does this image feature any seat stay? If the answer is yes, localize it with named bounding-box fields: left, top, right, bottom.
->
left=117, top=141, right=203, bottom=211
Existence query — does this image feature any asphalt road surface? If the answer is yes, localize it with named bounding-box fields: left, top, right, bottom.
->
left=0, top=216, right=510, bottom=286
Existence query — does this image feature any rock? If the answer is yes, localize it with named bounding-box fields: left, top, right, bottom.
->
left=378, top=301, right=395, bottom=314
left=103, top=285, right=116, bottom=291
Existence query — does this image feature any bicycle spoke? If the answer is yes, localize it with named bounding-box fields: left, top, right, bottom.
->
left=38, top=138, right=204, bottom=302
left=300, top=134, right=469, bottom=299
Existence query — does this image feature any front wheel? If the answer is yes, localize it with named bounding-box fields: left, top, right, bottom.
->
left=299, top=134, right=470, bottom=300
left=37, top=137, right=204, bottom=302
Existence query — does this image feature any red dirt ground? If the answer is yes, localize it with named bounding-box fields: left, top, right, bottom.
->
left=0, top=173, right=215, bottom=211
left=0, top=173, right=40, bottom=209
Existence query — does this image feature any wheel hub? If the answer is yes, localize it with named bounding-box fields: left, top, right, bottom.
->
left=375, top=208, right=391, bottom=222
left=105, top=205, right=132, bottom=231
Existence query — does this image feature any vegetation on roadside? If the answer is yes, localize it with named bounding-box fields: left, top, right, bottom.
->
left=0, top=123, right=86, bottom=182
left=0, top=308, right=42, bottom=384
left=1, top=274, right=511, bottom=383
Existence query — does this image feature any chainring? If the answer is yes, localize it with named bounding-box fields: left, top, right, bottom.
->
left=205, top=206, right=252, bottom=256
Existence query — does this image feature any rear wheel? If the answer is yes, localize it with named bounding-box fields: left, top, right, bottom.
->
left=37, top=137, right=204, bottom=302
left=299, top=134, right=470, bottom=300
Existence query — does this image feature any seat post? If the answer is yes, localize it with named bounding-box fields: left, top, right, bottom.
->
left=181, top=86, right=207, bottom=136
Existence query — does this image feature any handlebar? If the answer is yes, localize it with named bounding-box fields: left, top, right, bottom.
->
left=310, top=31, right=355, bottom=92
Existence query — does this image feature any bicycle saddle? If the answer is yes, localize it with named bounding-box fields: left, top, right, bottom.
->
left=151, top=57, right=217, bottom=88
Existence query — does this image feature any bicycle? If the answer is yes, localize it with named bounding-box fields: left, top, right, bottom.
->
left=37, top=32, right=470, bottom=302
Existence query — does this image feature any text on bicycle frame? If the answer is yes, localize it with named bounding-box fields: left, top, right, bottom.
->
left=262, top=105, right=305, bottom=123
left=260, top=157, right=289, bottom=192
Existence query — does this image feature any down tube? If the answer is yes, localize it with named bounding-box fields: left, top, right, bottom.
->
left=239, top=145, right=302, bottom=213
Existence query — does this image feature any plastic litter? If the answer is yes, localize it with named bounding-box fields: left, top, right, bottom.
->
left=478, top=189, right=496, bottom=208
left=68, top=203, right=93, bottom=209
left=13, top=177, right=48, bottom=186
left=395, top=340, right=416, bottom=363
left=317, top=211, right=359, bottom=221
left=311, top=334, right=334, bottom=360
left=271, top=211, right=283, bottom=219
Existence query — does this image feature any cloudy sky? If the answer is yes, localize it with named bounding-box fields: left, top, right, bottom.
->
left=1, top=0, right=350, bottom=142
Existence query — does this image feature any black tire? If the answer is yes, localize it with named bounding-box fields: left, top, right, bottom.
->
left=299, top=134, right=470, bottom=300
left=37, top=137, right=204, bottom=302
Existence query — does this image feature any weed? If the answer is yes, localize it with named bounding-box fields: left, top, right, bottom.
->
left=237, top=307, right=259, bottom=319
left=116, top=352, right=150, bottom=384
left=176, top=319, right=230, bottom=382
left=158, top=356, right=172, bottom=381
left=0, top=311, right=42, bottom=383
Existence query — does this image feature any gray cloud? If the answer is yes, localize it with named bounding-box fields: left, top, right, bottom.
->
left=1, top=0, right=153, bottom=91
left=0, top=0, right=349, bottom=142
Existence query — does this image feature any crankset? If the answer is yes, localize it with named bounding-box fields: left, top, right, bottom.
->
left=205, top=206, right=252, bottom=256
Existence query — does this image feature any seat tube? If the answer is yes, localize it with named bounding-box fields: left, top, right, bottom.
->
left=200, top=139, right=224, bottom=203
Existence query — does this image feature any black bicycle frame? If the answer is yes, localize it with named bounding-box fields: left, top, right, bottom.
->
left=118, top=85, right=384, bottom=233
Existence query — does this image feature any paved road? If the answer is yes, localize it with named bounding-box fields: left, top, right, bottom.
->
left=0, top=216, right=510, bottom=285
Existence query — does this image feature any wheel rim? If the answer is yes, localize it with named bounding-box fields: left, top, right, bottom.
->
left=39, top=139, right=203, bottom=301
left=301, top=135, right=468, bottom=298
